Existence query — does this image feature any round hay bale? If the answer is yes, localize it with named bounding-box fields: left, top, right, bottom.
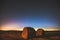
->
left=36, top=28, right=44, bottom=37
left=21, top=27, right=36, bottom=40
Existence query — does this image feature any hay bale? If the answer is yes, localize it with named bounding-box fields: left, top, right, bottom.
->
left=21, top=27, right=36, bottom=40
left=36, top=29, right=44, bottom=37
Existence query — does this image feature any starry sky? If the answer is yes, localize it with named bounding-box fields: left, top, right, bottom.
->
left=0, top=0, right=60, bottom=31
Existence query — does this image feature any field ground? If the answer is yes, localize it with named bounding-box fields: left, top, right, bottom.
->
left=0, top=30, right=60, bottom=40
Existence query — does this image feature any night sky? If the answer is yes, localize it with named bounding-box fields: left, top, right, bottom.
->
left=0, top=0, right=60, bottom=31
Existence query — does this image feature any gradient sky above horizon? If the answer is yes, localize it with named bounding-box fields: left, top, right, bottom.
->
left=0, top=0, right=60, bottom=30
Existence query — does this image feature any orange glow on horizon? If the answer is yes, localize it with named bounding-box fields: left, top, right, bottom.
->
left=0, top=26, right=60, bottom=31
left=0, top=22, right=22, bottom=31
left=0, top=22, right=60, bottom=31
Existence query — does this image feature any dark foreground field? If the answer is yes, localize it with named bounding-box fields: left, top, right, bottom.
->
left=0, top=30, right=60, bottom=40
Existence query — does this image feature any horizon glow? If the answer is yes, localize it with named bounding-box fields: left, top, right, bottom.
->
left=0, top=18, right=59, bottom=31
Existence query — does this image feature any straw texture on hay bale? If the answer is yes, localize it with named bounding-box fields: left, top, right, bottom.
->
left=21, top=27, right=36, bottom=39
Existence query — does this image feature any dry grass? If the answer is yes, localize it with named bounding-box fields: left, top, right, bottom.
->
left=0, top=31, right=60, bottom=40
